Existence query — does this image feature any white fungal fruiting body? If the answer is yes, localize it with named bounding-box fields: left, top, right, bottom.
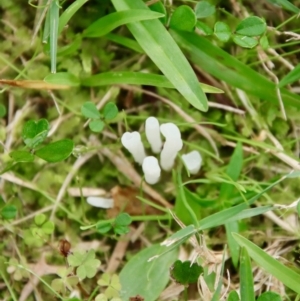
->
left=145, top=117, right=162, bottom=153
left=121, top=131, right=146, bottom=164
left=160, top=123, right=183, bottom=171
left=87, top=196, right=114, bottom=208
left=142, top=156, right=161, bottom=184
left=182, top=150, right=202, bottom=174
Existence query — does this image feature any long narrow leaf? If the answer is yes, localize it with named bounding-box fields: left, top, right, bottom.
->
left=111, top=0, right=208, bottom=112
left=49, top=0, right=59, bottom=73
left=240, top=247, right=255, bottom=301
left=233, top=233, right=300, bottom=294
left=81, top=71, right=223, bottom=93
left=172, top=30, right=300, bottom=108
left=83, top=10, right=165, bottom=38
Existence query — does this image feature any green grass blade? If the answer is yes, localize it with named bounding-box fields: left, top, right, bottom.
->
left=172, top=30, right=300, bottom=108
left=279, top=63, right=300, bottom=87
left=49, top=0, right=59, bottom=73
left=233, top=233, right=300, bottom=295
left=240, top=247, right=255, bottom=301
left=42, top=7, right=50, bottom=43
left=111, top=0, right=208, bottom=112
left=105, top=33, right=144, bottom=53
left=267, top=0, right=300, bottom=13
left=58, top=0, right=88, bottom=35
left=83, top=10, right=165, bottom=38
left=81, top=71, right=223, bottom=93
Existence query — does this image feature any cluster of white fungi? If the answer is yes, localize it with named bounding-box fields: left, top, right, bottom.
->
left=121, top=117, right=202, bottom=185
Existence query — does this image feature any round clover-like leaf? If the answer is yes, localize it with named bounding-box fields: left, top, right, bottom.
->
left=195, top=1, right=216, bottom=19
left=115, top=213, right=132, bottom=226
left=227, top=290, right=240, bottom=301
left=235, top=16, right=266, bottom=37
left=9, top=150, right=35, bottom=162
left=89, top=119, right=105, bottom=132
left=22, top=119, right=49, bottom=148
left=257, top=291, right=282, bottom=301
left=196, top=21, right=213, bottom=35
left=35, top=139, right=74, bottom=162
left=81, top=101, right=101, bottom=119
left=103, top=102, right=118, bottom=120
left=214, top=21, right=231, bottom=42
left=171, top=260, right=203, bottom=285
left=97, top=223, right=112, bottom=234
left=41, top=220, right=55, bottom=234
left=169, top=5, right=197, bottom=32
left=260, top=35, right=269, bottom=50
left=233, top=35, right=258, bottom=48
left=149, top=1, right=167, bottom=25
left=1, top=205, right=17, bottom=220
left=34, top=213, right=47, bottom=226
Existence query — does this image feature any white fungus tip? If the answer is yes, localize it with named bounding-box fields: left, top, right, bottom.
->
left=121, top=131, right=146, bottom=164
left=142, top=156, right=161, bottom=184
left=182, top=150, right=202, bottom=175
left=87, top=197, right=114, bottom=208
left=145, top=117, right=162, bottom=154
left=160, top=123, right=181, bottom=139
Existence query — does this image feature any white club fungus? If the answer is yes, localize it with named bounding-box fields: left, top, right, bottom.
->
left=86, top=196, right=114, bottom=208
left=145, top=117, right=162, bottom=153
left=142, top=156, right=161, bottom=184
left=182, top=150, right=202, bottom=175
left=121, top=131, right=146, bottom=164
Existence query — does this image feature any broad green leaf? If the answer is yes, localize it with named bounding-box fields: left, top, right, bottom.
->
left=58, top=0, right=88, bottom=35
left=0, top=104, right=6, bottom=118
left=49, top=0, right=59, bottom=73
left=103, top=102, right=118, bottom=120
left=196, top=21, right=213, bottom=35
left=34, top=213, right=46, bottom=226
left=214, top=21, right=231, bottom=42
left=111, top=0, right=208, bottom=112
left=97, top=223, right=112, bottom=234
left=169, top=5, right=197, bottom=32
left=35, top=139, right=74, bottom=162
left=233, top=233, right=300, bottom=294
left=195, top=1, right=216, bottom=18
left=114, top=213, right=132, bottom=226
left=1, top=205, right=17, bottom=220
left=9, top=151, right=35, bottom=162
left=105, top=33, right=143, bottom=53
left=81, top=102, right=101, bottom=119
left=22, top=119, right=49, bottom=148
left=267, top=0, right=300, bottom=13
left=44, top=72, right=80, bottom=87
left=257, top=291, right=282, bottom=301
left=81, top=71, right=223, bottom=93
left=149, top=1, right=167, bottom=24
left=227, top=290, right=240, bottom=301
left=279, top=63, right=300, bottom=87
left=170, top=260, right=203, bottom=285
left=235, top=16, right=266, bottom=36
left=119, top=244, right=178, bottom=301
left=89, top=120, right=104, bottom=132
left=171, top=31, right=300, bottom=108
left=240, top=247, right=255, bottom=301
left=83, top=10, right=165, bottom=38
left=42, top=220, right=55, bottom=234
left=233, top=35, right=258, bottom=48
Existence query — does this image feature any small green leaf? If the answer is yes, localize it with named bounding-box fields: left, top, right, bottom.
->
left=115, top=213, right=132, bottom=226
left=169, top=5, right=197, bottom=32
left=44, top=72, right=80, bottom=87
left=103, top=102, right=118, bottom=120
left=233, top=35, right=258, bottom=48
left=34, top=213, right=46, bottom=226
left=0, top=104, right=6, bottom=118
left=81, top=102, right=101, bottom=119
left=260, top=35, right=269, bottom=50
left=51, top=278, right=66, bottom=294
left=1, top=205, right=17, bottom=220
left=22, top=119, right=49, bottom=148
left=42, top=220, right=55, bottom=234
left=89, top=119, right=105, bottom=132
left=214, top=21, right=231, bottom=42
left=9, top=151, right=35, bottom=162
left=35, top=139, right=74, bottom=162
left=196, top=21, right=213, bottom=35
left=195, top=1, right=216, bottom=18
left=227, top=290, right=240, bottom=301
left=235, top=16, right=266, bottom=36
left=114, top=225, right=130, bottom=235
left=149, top=1, right=167, bottom=24
left=97, top=223, right=112, bottom=234
left=171, top=260, right=203, bottom=285
left=257, top=291, right=282, bottom=301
